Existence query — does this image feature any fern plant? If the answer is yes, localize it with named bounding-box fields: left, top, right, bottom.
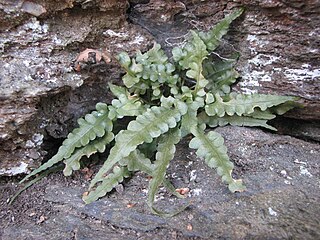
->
left=20, top=8, right=299, bottom=215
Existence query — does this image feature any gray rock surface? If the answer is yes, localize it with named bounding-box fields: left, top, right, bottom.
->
left=0, top=0, right=152, bottom=175
left=1, top=126, right=319, bottom=239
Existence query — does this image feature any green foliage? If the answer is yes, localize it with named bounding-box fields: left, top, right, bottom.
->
left=189, top=128, right=245, bottom=193
left=147, top=128, right=181, bottom=215
left=198, top=8, right=244, bottom=51
left=205, top=93, right=298, bottom=117
left=20, top=105, right=112, bottom=183
left=19, top=9, right=301, bottom=216
left=203, top=55, right=239, bottom=95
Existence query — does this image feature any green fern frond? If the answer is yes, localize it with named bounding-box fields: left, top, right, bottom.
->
left=20, top=104, right=112, bottom=183
left=148, top=128, right=181, bottom=214
left=63, top=132, right=114, bottom=176
left=199, top=112, right=277, bottom=131
left=108, top=83, right=127, bottom=98
left=107, top=85, right=147, bottom=120
left=205, top=93, right=298, bottom=117
left=117, top=43, right=180, bottom=98
left=245, top=109, right=277, bottom=120
left=198, top=8, right=244, bottom=51
left=119, top=149, right=184, bottom=199
left=270, top=100, right=303, bottom=115
left=83, top=166, right=130, bottom=203
left=110, top=94, right=145, bottom=118
left=172, top=31, right=209, bottom=95
left=172, top=31, right=208, bottom=71
left=203, top=56, right=239, bottom=95
left=180, top=98, right=205, bottom=136
left=189, top=128, right=246, bottom=192
left=117, top=52, right=143, bottom=88
left=119, top=149, right=154, bottom=172
left=88, top=106, right=183, bottom=191
left=136, top=44, right=178, bottom=83
left=136, top=43, right=168, bottom=64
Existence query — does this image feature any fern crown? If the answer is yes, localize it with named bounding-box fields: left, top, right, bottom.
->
left=21, top=8, right=299, bottom=216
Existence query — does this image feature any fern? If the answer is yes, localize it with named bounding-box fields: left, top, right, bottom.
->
left=87, top=106, right=182, bottom=191
left=198, top=111, right=277, bottom=131
left=189, top=128, right=245, bottom=192
left=198, top=8, right=244, bottom=51
left=205, top=93, right=298, bottom=117
left=147, top=128, right=181, bottom=214
left=119, top=149, right=184, bottom=199
left=83, top=166, right=130, bottom=203
left=18, top=9, right=301, bottom=216
left=203, top=55, right=239, bottom=95
left=63, top=132, right=114, bottom=176
left=20, top=103, right=112, bottom=183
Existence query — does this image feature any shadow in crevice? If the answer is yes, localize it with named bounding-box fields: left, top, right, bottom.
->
left=270, top=116, right=320, bottom=143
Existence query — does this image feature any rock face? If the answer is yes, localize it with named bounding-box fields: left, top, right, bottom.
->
left=235, top=0, right=320, bottom=120
left=0, top=0, right=152, bottom=175
left=1, top=126, right=319, bottom=239
left=0, top=0, right=319, bottom=176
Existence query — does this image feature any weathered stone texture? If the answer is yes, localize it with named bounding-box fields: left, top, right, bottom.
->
left=0, top=0, right=153, bottom=175
left=1, top=127, right=319, bottom=239
left=234, top=0, right=320, bottom=120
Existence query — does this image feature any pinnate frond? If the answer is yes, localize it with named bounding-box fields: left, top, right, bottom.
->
left=148, top=128, right=181, bottom=214
left=119, top=149, right=153, bottom=172
left=63, top=132, right=114, bottom=176
left=205, top=93, right=298, bottom=117
left=172, top=31, right=208, bottom=71
left=180, top=98, right=205, bottom=136
left=189, top=128, right=246, bottom=192
left=173, top=31, right=210, bottom=96
left=203, top=56, right=239, bottom=95
left=88, top=106, right=183, bottom=192
left=119, top=149, right=183, bottom=199
left=199, top=112, right=277, bottom=131
left=117, top=44, right=180, bottom=98
left=83, top=166, right=130, bottom=203
left=198, top=8, right=244, bottom=51
left=20, top=103, right=112, bottom=183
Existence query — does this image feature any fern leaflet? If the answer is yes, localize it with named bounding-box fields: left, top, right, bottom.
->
left=199, top=112, right=277, bottom=131
left=63, top=132, right=114, bottom=176
left=198, top=8, right=244, bottom=51
left=119, top=149, right=184, bottom=199
left=203, top=56, right=239, bottom=95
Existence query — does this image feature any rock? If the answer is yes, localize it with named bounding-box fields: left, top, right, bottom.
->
left=0, top=0, right=153, bottom=175
left=1, top=126, right=319, bottom=239
left=21, top=1, right=47, bottom=17
left=234, top=0, right=320, bottom=120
